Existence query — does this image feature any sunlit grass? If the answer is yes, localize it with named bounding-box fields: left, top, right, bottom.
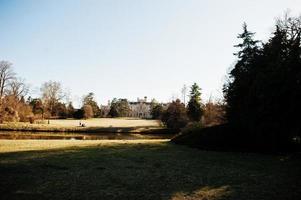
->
left=171, top=186, right=231, bottom=200
left=2, top=118, right=162, bottom=128
left=0, top=140, right=300, bottom=200
left=0, top=139, right=169, bottom=153
left=0, top=118, right=165, bottom=133
left=47, top=118, right=162, bottom=127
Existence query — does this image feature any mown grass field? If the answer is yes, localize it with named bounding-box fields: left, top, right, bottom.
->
left=0, top=118, right=166, bottom=133
left=46, top=118, right=162, bottom=128
left=0, top=140, right=300, bottom=200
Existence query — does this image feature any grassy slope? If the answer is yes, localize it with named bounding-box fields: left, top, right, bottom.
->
left=0, top=140, right=300, bottom=200
left=172, top=124, right=301, bottom=152
left=171, top=124, right=237, bottom=151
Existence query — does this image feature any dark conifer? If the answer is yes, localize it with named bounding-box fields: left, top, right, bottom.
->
left=187, top=83, right=203, bottom=121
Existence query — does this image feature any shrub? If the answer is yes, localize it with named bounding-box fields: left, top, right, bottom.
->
left=18, top=103, right=34, bottom=122
left=161, top=99, right=188, bottom=131
left=173, top=123, right=301, bottom=152
left=150, top=104, right=164, bottom=119
left=73, top=109, right=84, bottom=119
left=181, top=122, right=203, bottom=134
left=108, top=98, right=130, bottom=117
left=172, top=123, right=243, bottom=151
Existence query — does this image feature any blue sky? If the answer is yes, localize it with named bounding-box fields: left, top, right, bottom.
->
left=0, top=0, right=300, bottom=107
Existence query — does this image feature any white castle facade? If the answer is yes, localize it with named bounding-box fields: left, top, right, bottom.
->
left=128, top=97, right=152, bottom=118
left=101, top=97, right=167, bottom=119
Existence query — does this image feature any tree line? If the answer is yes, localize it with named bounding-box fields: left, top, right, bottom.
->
left=0, top=63, right=104, bottom=122
left=151, top=83, right=225, bottom=130
left=223, top=14, right=301, bottom=150
left=173, top=13, right=301, bottom=152
left=0, top=62, right=223, bottom=127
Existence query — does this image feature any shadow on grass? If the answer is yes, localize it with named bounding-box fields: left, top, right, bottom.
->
left=0, top=131, right=175, bottom=140
left=0, top=142, right=300, bottom=200
left=0, top=124, right=172, bottom=134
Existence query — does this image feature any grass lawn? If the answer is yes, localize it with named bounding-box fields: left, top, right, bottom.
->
left=0, top=140, right=300, bottom=200
left=0, top=118, right=166, bottom=133
left=46, top=118, right=162, bottom=127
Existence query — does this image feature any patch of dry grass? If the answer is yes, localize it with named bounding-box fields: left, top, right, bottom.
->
left=171, top=186, right=231, bottom=200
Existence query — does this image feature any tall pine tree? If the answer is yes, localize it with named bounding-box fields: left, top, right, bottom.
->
left=187, top=83, right=203, bottom=121
left=224, top=23, right=260, bottom=125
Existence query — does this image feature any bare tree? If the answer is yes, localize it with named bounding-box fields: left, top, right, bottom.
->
left=64, top=88, right=72, bottom=104
left=276, top=12, right=301, bottom=41
left=181, top=84, right=187, bottom=105
left=6, top=78, right=29, bottom=99
left=203, top=98, right=226, bottom=127
left=0, top=61, right=15, bottom=99
left=40, top=81, right=64, bottom=115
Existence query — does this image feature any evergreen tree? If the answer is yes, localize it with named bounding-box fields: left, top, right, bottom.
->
left=151, top=104, right=164, bottom=119
left=150, top=99, right=164, bottom=119
left=224, top=23, right=260, bottom=125
left=116, top=99, right=130, bottom=117
left=66, top=102, right=75, bottom=118
left=73, top=109, right=84, bottom=119
left=108, top=98, right=130, bottom=117
left=108, top=98, right=119, bottom=117
left=187, top=83, right=203, bottom=121
left=29, top=98, right=44, bottom=116
left=224, top=15, right=301, bottom=150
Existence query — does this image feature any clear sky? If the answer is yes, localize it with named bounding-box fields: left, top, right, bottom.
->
left=0, top=0, right=300, bottom=107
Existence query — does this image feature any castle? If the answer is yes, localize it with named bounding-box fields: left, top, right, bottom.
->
left=128, top=97, right=152, bottom=118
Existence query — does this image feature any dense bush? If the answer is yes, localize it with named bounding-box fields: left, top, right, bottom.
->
left=173, top=124, right=251, bottom=151
left=53, top=102, right=68, bottom=119
left=161, top=99, right=188, bottom=131
left=173, top=123, right=301, bottom=152
left=18, top=103, right=34, bottom=122
left=73, top=109, right=84, bottom=119
left=66, top=102, right=75, bottom=118
left=181, top=122, right=203, bottom=135
left=0, top=95, right=34, bottom=123
left=150, top=103, right=164, bottom=119
left=108, top=98, right=130, bottom=117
